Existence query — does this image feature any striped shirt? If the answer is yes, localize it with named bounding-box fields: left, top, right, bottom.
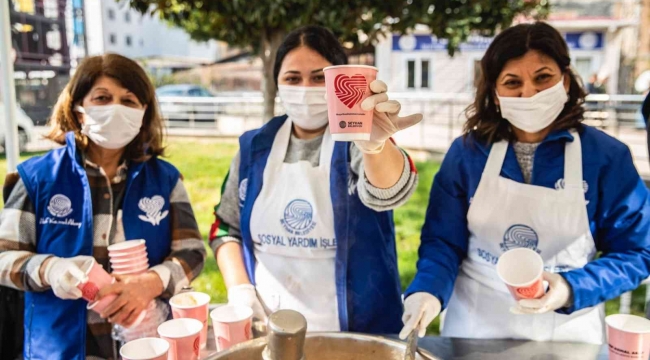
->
left=0, top=159, right=206, bottom=359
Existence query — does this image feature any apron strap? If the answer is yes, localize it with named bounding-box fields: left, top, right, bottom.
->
left=319, top=127, right=335, bottom=172
left=563, top=129, right=583, bottom=188
left=267, top=117, right=293, bottom=165
left=484, top=140, right=509, bottom=179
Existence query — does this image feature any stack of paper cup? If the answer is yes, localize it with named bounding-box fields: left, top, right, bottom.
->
left=107, top=240, right=155, bottom=339
left=108, top=240, right=149, bottom=275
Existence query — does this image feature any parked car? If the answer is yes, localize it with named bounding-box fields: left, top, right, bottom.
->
left=0, top=104, right=36, bottom=153
left=156, top=84, right=215, bottom=98
left=156, top=85, right=220, bottom=125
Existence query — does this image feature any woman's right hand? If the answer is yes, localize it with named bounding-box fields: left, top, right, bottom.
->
left=399, top=292, right=442, bottom=339
left=43, top=255, right=93, bottom=300
left=228, top=284, right=268, bottom=322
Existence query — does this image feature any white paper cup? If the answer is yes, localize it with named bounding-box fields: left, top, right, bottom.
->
left=120, top=337, right=169, bottom=360
left=496, top=248, right=545, bottom=300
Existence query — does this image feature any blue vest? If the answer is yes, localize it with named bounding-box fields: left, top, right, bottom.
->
left=17, top=132, right=179, bottom=359
left=238, top=116, right=403, bottom=334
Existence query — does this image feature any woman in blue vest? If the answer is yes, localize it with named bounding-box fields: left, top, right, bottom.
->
left=209, top=25, right=422, bottom=333
left=0, top=54, right=206, bottom=359
left=401, top=22, right=650, bottom=344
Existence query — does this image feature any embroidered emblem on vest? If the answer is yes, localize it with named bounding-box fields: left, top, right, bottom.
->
left=138, top=196, right=169, bottom=226
left=48, top=194, right=73, bottom=218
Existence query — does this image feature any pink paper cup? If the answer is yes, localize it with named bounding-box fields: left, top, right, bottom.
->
left=111, top=258, right=149, bottom=269
left=157, top=318, right=203, bottom=360
left=170, top=292, right=211, bottom=350
left=323, top=65, right=378, bottom=142
left=496, top=248, right=544, bottom=300
left=109, top=251, right=148, bottom=262
left=86, top=293, right=117, bottom=314
left=606, top=314, right=650, bottom=360
left=120, top=337, right=169, bottom=360
left=107, top=239, right=146, bottom=255
left=75, top=258, right=114, bottom=302
left=112, top=267, right=148, bottom=276
left=210, top=305, right=253, bottom=352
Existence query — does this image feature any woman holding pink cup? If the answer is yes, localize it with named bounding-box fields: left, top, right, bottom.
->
left=0, top=54, right=207, bottom=360
left=210, top=25, right=421, bottom=336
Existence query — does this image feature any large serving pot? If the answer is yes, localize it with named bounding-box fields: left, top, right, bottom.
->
left=207, top=310, right=439, bottom=360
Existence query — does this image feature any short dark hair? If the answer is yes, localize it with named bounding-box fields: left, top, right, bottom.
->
left=464, top=22, right=587, bottom=144
left=273, top=25, right=348, bottom=86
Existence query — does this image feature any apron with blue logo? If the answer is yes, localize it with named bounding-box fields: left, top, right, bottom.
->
left=442, top=130, right=605, bottom=344
left=249, top=118, right=340, bottom=331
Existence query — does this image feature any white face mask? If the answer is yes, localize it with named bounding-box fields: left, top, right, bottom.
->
left=76, top=104, right=145, bottom=149
left=497, top=77, right=569, bottom=133
left=278, top=85, right=328, bottom=130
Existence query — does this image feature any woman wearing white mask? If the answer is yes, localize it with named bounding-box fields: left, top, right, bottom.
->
left=0, top=54, right=205, bottom=359
left=401, top=22, right=650, bottom=344
left=210, top=25, right=422, bottom=333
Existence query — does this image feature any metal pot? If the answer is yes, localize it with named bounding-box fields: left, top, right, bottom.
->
left=206, top=310, right=439, bottom=360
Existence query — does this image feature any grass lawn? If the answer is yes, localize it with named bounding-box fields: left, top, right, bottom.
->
left=1, top=138, right=646, bottom=335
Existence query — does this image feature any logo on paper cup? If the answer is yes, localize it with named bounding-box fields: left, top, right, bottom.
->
left=339, top=121, right=347, bottom=129
left=81, top=282, right=99, bottom=301
left=501, top=224, right=541, bottom=253
left=334, top=74, right=367, bottom=109
left=516, top=282, right=541, bottom=299
left=193, top=337, right=200, bottom=356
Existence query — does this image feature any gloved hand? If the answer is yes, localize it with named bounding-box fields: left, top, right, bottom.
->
left=44, top=256, right=93, bottom=300
left=399, top=292, right=442, bottom=339
left=228, top=284, right=268, bottom=322
left=354, top=80, right=423, bottom=154
left=510, top=272, right=573, bottom=314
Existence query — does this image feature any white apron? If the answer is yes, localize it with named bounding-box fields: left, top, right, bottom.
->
left=442, top=131, right=605, bottom=344
left=249, top=118, right=340, bottom=331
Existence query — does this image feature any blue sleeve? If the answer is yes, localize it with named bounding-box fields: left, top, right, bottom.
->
left=404, top=139, right=470, bottom=309
left=560, top=146, right=650, bottom=314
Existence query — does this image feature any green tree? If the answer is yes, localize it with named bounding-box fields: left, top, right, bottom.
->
left=126, top=0, right=548, bottom=120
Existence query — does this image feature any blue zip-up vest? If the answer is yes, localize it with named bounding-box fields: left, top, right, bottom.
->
left=17, top=132, right=178, bottom=359
left=238, top=116, right=403, bottom=333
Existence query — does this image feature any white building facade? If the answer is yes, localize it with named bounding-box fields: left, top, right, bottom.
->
left=84, top=0, right=221, bottom=75
left=376, top=0, right=642, bottom=95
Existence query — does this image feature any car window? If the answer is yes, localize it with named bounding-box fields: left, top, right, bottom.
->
left=188, top=88, right=202, bottom=96
left=199, top=89, right=213, bottom=97
left=157, top=89, right=185, bottom=96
